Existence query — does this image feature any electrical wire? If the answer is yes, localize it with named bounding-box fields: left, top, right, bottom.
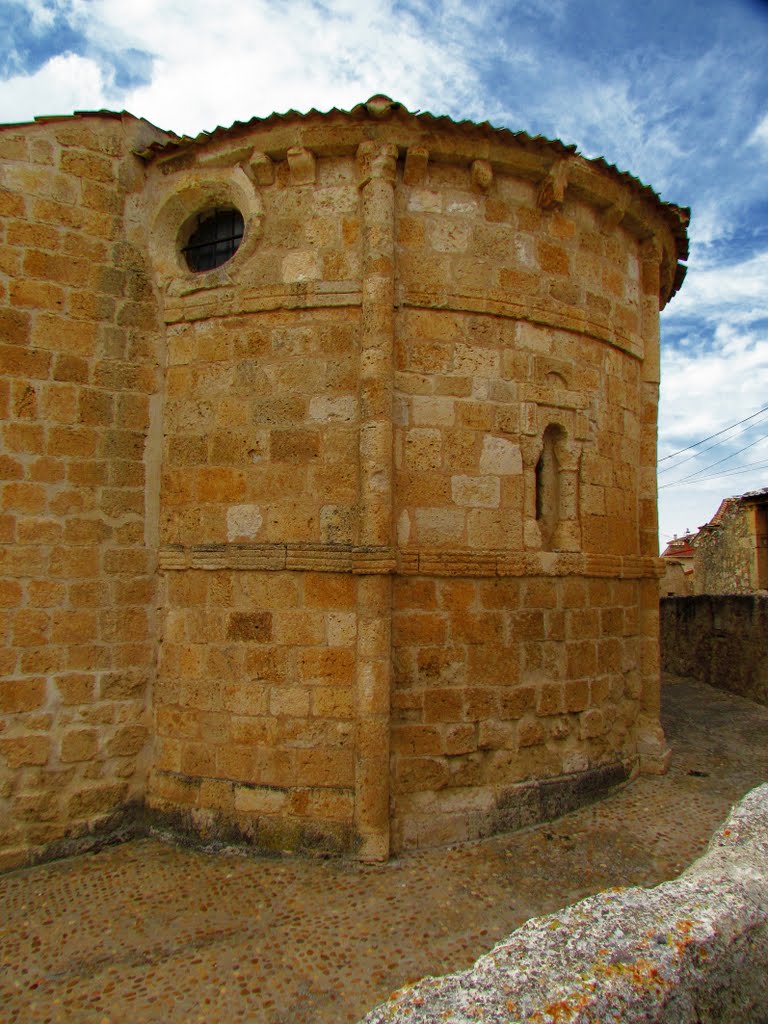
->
left=658, top=407, right=768, bottom=475
left=659, top=432, right=768, bottom=489
left=701, top=457, right=768, bottom=479
left=664, top=459, right=768, bottom=488
left=658, top=403, right=768, bottom=464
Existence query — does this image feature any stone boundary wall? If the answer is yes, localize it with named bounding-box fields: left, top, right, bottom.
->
left=361, top=783, right=768, bottom=1024
left=660, top=596, right=768, bottom=706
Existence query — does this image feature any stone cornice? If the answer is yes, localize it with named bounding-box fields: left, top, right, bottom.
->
left=158, top=543, right=664, bottom=579
left=136, top=98, right=688, bottom=306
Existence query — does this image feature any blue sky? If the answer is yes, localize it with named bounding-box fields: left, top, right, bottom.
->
left=1, top=0, right=767, bottom=544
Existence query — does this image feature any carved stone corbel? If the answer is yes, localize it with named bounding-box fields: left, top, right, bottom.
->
left=287, top=146, right=316, bottom=185
left=537, top=159, right=569, bottom=210
left=197, top=144, right=254, bottom=169
left=246, top=152, right=275, bottom=186
left=403, top=146, right=429, bottom=186
left=471, top=159, right=493, bottom=193
left=601, top=197, right=627, bottom=229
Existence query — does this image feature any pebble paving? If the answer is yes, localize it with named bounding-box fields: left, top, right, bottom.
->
left=2, top=674, right=768, bottom=1024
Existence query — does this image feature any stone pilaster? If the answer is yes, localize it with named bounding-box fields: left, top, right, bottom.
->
left=354, top=575, right=392, bottom=860
left=357, top=140, right=397, bottom=548
left=354, top=141, right=397, bottom=858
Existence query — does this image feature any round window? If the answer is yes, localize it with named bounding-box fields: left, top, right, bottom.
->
left=182, top=207, right=245, bottom=272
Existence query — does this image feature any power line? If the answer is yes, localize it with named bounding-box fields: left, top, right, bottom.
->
left=659, top=432, right=768, bottom=489
left=658, top=407, right=768, bottom=475
left=662, top=459, right=768, bottom=488
left=704, top=457, right=768, bottom=480
left=658, top=402, right=768, bottom=464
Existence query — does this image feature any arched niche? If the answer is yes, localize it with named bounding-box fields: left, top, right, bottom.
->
left=523, top=419, right=582, bottom=552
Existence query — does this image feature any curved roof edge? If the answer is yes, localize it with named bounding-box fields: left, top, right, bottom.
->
left=133, top=96, right=690, bottom=269
left=0, top=97, right=689, bottom=287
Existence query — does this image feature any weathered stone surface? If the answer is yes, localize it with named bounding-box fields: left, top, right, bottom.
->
left=362, top=784, right=768, bottom=1024
left=1, top=99, right=687, bottom=866
left=661, top=595, right=768, bottom=706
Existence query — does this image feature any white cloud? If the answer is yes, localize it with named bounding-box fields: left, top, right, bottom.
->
left=0, top=52, right=110, bottom=124
left=663, top=251, right=768, bottom=324
left=7, top=0, right=59, bottom=32
left=748, top=109, right=768, bottom=149
left=658, top=321, right=768, bottom=542
left=0, top=0, right=484, bottom=136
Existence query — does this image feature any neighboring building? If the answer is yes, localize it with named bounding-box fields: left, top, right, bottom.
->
left=694, top=487, right=768, bottom=595
left=660, top=532, right=696, bottom=596
left=0, top=97, right=689, bottom=868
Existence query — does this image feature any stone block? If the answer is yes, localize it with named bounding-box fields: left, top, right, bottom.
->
left=269, top=687, right=311, bottom=718
left=295, top=749, right=354, bottom=788
left=326, top=611, right=357, bottom=647
left=235, top=785, right=287, bottom=815
left=414, top=508, right=465, bottom=545
left=107, top=725, right=148, bottom=757
left=479, top=436, right=522, bottom=475
left=298, top=648, right=355, bottom=687
left=0, top=677, right=46, bottom=713
left=304, top=573, right=356, bottom=609
left=405, top=428, right=442, bottom=471
left=423, top=688, right=463, bottom=723
left=227, top=612, right=273, bottom=643
left=412, top=396, right=455, bottom=427
left=451, top=475, right=500, bottom=509
left=60, top=729, right=99, bottom=763
left=395, top=756, right=449, bottom=793
left=312, top=687, right=355, bottom=719
left=67, top=783, right=127, bottom=818
left=282, top=250, right=321, bottom=282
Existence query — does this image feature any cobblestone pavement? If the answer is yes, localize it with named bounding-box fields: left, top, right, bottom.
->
left=2, top=674, right=768, bottom=1024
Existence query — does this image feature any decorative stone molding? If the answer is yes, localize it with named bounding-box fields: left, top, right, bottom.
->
left=158, top=544, right=664, bottom=580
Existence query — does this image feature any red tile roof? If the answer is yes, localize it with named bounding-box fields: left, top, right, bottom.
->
left=661, top=534, right=697, bottom=559
left=700, top=487, right=768, bottom=532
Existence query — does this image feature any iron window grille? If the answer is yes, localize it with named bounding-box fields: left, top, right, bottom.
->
left=182, top=207, right=245, bottom=272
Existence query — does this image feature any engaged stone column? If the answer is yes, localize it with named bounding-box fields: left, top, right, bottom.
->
left=354, top=141, right=397, bottom=859
left=355, top=575, right=392, bottom=860
left=357, top=140, right=397, bottom=548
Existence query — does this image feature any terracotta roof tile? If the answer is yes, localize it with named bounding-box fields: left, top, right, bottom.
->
left=661, top=535, right=697, bottom=558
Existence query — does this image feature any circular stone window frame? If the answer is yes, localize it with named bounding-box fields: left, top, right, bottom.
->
left=148, top=166, right=264, bottom=296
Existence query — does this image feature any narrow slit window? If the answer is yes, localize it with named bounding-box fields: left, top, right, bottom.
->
left=536, top=424, right=566, bottom=550
left=182, top=207, right=244, bottom=273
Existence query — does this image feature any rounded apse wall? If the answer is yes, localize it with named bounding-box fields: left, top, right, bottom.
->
left=140, top=98, right=688, bottom=857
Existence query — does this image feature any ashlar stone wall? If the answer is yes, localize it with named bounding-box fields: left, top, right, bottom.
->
left=0, top=113, right=170, bottom=870
left=661, top=595, right=768, bottom=706
left=1, top=98, right=689, bottom=866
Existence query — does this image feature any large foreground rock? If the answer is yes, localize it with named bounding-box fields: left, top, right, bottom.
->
left=362, top=784, right=768, bottom=1023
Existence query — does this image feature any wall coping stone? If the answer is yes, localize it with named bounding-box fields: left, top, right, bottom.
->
left=361, top=783, right=768, bottom=1023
